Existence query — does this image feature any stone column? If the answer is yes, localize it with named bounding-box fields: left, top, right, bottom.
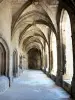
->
left=71, top=33, right=75, bottom=98
left=42, top=48, right=45, bottom=70
left=48, top=31, right=51, bottom=73
left=48, top=44, right=50, bottom=73
left=43, top=41, right=46, bottom=72
left=71, top=14, right=75, bottom=99
left=46, top=43, right=49, bottom=72
left=40, top=48, right=43, bottom=70
left=56, top=37, right=63, bottom=86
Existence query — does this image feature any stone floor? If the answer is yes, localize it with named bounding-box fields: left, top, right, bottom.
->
left=0, top=70, right=70, bottom=100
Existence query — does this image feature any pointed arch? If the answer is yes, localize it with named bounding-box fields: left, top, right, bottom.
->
left=0, top=37, right=9, bottom=76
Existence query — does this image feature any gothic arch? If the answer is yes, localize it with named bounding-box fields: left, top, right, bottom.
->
left=28, top=48, right=41, bottom=69
left=19, top=25, right=48, bottom=46
left=60, top=9, right=73, bottom=81
left=0, top=37, right=9, bottom=76
left=12, top=10, right=56, bottom=38
left=22, top=36, right=44, bottom=50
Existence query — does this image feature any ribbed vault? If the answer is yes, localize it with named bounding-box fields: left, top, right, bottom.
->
left=12, top=0, right=57, bottom=34
left=19, top=25, right=48, bottom=46
left=11, top=0, right=58, bottom=71
left=12, top=10, right=56, bottom=37
left=22, top=36, right=44, bottom=51
left=25, top=42, right=42, bottom=53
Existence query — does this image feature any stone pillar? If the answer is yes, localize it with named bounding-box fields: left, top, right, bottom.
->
left=71, top=14, right=75, bottom=99
left=48, top=44, right=50, bottom=73
left=71, top=32, right=75, bottom=98
left=56, top=38, right=63, bottom=86
left=43, top=41, right=46, bottom=72
left=41, top=48, right=45, bottom=70
left=48, top=31, right=51, bottom=73
left=50, top=36, right=53, bottom=73
left=46, top=45, right=49, bottom=72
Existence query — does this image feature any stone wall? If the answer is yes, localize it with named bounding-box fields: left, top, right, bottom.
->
left=0, top=0, right=13, bottom=84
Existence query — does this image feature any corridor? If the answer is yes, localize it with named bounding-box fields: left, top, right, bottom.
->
left=0, top=70, right=70, bottom=100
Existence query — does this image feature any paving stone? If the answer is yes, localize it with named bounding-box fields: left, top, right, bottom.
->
left=0, top=70, right=70, bottom=100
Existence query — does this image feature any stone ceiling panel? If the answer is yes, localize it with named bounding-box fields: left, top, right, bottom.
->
left=11, top=0, right=58, bottom=15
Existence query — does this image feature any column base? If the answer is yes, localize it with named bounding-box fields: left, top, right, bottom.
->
left=42, top=67, right=46, bottom=73
left=46, top=67, right=49, bottom=72
left=56, top=72, right=63, bottom=86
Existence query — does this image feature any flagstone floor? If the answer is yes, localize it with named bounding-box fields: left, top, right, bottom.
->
left=0, top=70, right=70, bottom=100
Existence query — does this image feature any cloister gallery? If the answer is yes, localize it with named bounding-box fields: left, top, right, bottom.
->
left=0, top=0, right=75, bottom=100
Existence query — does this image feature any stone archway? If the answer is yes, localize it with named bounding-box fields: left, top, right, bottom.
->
left=0, top=37, right=9, bottom=76
left=0, top=43, right=6, bottom=75
left=28, top=48, right=41, bottom=70
left=60, top=9, right=73, bottom=82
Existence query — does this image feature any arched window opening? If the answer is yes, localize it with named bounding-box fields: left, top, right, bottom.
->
left=0, top=43, right=6, bottom=75
left=60, top=9, right=73, bottom=83
left=13, top=50, right=18, bottom=77
left=50, top=32, right=57, bottom=76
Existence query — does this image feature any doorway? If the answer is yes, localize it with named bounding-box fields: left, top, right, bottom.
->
left=0, top=43, right=6, bottom=75
left=28, top=48, right=41, bottom=70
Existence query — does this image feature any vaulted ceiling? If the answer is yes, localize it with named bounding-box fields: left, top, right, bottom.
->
left=11, top=0, right=58, bottom=53
left=11, top=0, right=58, bottom=16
